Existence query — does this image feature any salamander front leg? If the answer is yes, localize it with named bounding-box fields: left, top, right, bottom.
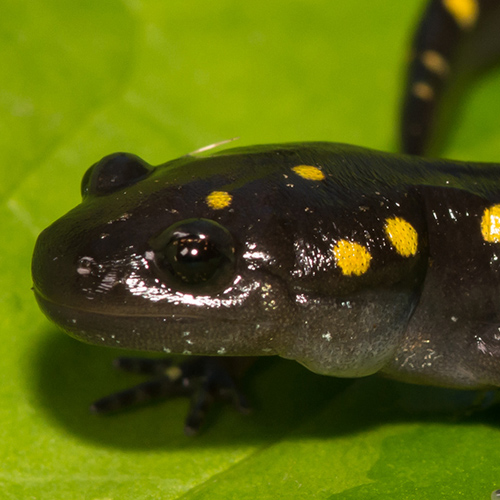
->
left=91, top=356, right=253, bottom=435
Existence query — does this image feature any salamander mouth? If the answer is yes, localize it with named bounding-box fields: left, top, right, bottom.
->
left=33, top=288, right=219, bottom=324
left=32, top=287, right=258, bottom=354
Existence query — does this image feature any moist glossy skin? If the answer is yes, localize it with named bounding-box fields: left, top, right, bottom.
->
left=32, top=143, right=500, bottom=387
left=32, top=0, right=500, bottom=392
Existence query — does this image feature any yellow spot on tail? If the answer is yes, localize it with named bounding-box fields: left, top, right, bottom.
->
left=412, top=81, right=435, bottom=101
left=206, top=191, right=232, bottom=210
left=385, top=217, right=418, bottom=257
left=442, top=0, right=478, bottom=30
left=421, top=50, right=450, bottom=78
left=481, top=205, right=500, bottom=243
left=333, top=240, right=371, bottom=276
left=292, top=165, right=325, bottom=181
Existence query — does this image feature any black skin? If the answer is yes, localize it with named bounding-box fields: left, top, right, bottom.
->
left=32, top=142, right=500, bottom=432
left=401, top=0, right=500, bottom=156
left=31, top=1, right=500, bottom=433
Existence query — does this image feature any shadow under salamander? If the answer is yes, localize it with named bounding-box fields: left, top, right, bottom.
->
left=29, top=326, right=500, bottom=450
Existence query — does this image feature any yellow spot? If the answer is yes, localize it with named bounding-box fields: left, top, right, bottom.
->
left=385, top=217, right=418, bottom=257
left=481, top=205, right=500, bottom=243
left=412, top=81, right=435, bottom=101
left=333, top=240, right=371, bottom=276
left=442, top=0, right=478, bottom=30
left=292, top=165, right=325, bottom=181
left=421, top=50, right=450, bottom=78
left=206, top=191, right=232, bottom=210
left=165, top=366, right=182, bottom=381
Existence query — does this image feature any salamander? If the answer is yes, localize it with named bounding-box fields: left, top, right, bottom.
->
left=402, top=0, right=500, bottom=155
left=32, top=0, right=500, bottom=433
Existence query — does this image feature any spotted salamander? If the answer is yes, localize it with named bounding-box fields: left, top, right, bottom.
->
left=32, top=0, right=500, bottom=433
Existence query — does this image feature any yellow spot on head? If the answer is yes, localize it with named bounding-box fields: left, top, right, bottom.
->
left=443, top=0, right=478, bottom=30
left=385, top=217, right=418, bottom=257
left=412, top=81, right=435, bottom=101
left=421, top=50, right=450, bottom=78
left=481, top=205, right=500, bottom=243
left=206, top=191, right=232, bottom=210
left=333, top=240, right=371, bottom=276
left=292, top=165, right=325, bottom=181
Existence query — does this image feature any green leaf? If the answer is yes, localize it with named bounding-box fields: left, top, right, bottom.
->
left=3, top=0, right=500, bottom=498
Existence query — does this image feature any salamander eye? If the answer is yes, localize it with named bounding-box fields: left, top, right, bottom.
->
left=150, top=219, right=236, bottom=291
left=81, top=153, right=153, bottom=198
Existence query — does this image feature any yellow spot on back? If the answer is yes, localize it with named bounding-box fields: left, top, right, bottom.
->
left=206, top=191, right=232, bottom=210
left=412, top=81, right=435, bottom=101
left=442, top=0, right=478, bottom=30
left=385, top=217, right=418, bottom=257
left=333, top=240, right=371, bottom=276
left=292, top=165, right=325, bottom=181
left=481, top=205, right=500, bottom=243
left=421, top=50, right=450, bottom=78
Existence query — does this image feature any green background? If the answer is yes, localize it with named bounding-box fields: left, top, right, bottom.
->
left=2, top=0, right=500, bottom=498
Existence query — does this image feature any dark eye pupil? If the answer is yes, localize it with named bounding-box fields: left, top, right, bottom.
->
left=178, top=238, right=203, bottom=261
left=150, top=219, right=235, bottom=290
left=170, top=234, right=222, bottom=283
